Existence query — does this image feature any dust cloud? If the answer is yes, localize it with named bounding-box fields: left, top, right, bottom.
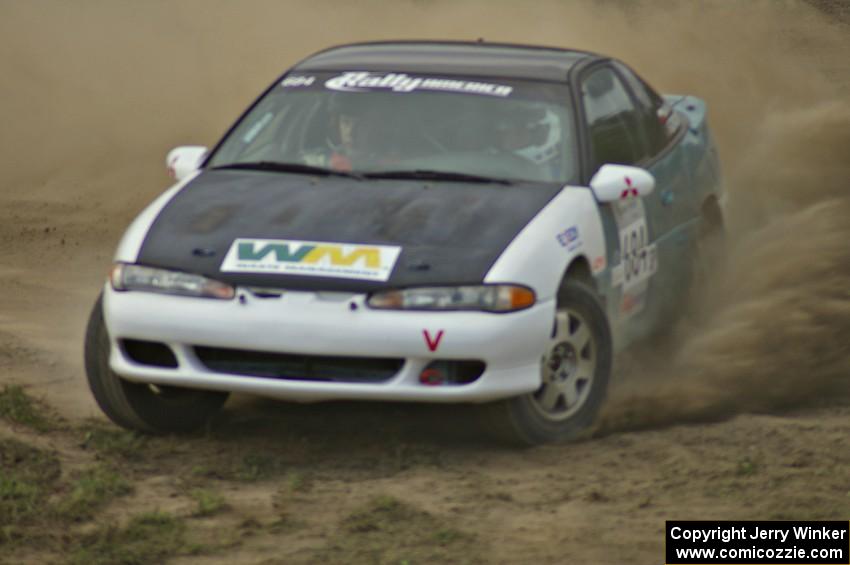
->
left=602, top=100, right=850, bottom=431
left=598, top=1, right=850, bottom=430
left=1, top=0, right=847, bottom=426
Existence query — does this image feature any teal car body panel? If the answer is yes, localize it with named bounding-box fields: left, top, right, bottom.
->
left=593, top=95, right=723, bottom=350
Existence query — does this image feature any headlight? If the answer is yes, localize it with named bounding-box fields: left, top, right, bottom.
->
left=110, top=263, right=235, bottom=300
left=367, top=285, right=535, bottom=312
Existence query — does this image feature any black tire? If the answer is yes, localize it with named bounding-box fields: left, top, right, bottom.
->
left=84, top=294, right=229, bottom=434
left=481, top=280, right=613, bottom=446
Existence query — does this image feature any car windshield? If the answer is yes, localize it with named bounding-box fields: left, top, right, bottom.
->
left=207, top=71, right=577, bottom=184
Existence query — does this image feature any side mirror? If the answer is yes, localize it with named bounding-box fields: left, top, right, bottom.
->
left=166, top=146, right=208, bottom=181
left=589, top=164, right=655, bottom=203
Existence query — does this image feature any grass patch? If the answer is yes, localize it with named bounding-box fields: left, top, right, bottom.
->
left=0, top=385, right=52, bottom=431
left=183, top=451, right=285, bottom=483
left=79, top=424, right=148, bottom=461
left=735, top=456, right=760, bottom=476
left=344, top=495, right=412, bottom=533
left=236, top=453, right=282, bottom=482
left=286, top=470, right=311, bottom=493
left=189, top=488, right=227, bottom=517
left=0, top=438, right=61, bottom=540
left=267, top=513, right=305, bottom=534
left=307, top=495, right=479, bottom=564
left=55, top=465, right=132, bottom=521
left=68, top=511, right=186, bottom=565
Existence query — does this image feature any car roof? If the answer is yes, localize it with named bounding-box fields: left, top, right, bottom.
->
left=293, top=40, right=603, bottom=82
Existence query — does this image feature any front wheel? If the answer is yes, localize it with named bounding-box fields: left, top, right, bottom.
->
left=482, top=280, right=613, bottom=445
left=84, top=294, right=229, bottom=434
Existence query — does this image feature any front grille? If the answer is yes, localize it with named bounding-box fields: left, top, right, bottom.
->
left=193, top=346, right=404, bottom=384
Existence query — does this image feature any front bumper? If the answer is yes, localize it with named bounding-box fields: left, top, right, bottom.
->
left=103, top=285, right=554, bottom=403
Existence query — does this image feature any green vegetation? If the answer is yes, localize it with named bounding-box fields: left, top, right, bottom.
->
left=0, top=438, right=61, bottom=541
left=236, top=452, right=282, bottom=482
left=736, top=456, right=759, bottom=476
left=184, top=450, right=287, bottom=483
left=55, top=465, right=132, bottom=521
left=68, top=511, right=187, bottom=565
left=286, top=470, right=311, bottom=493
left=344, top=495, right=412, bottom=533
left=79, top=423, right=148, bottom=461
left=306, top=495, right=478, bottom=564
left=0, top=430, right=215, bottom=563
left=189, top=488, right=227, bottom=517
left=0, top=385, right=53, bottom=431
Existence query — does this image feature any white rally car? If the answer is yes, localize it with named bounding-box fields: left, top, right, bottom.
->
left=85, top=41, right=724, bottom=444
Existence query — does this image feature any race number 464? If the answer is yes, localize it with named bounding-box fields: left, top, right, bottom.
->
left=621, top=219, right=657, bottom=287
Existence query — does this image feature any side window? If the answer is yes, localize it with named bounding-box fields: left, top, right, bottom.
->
left=580, top=67, right=648, bottom=175
left=613, top=62, right=678, bottom=157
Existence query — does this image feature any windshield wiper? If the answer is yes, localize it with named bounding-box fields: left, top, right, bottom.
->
left=212, top=161, right=363, bottom=180
left=363, top=169, right=513, bottom=185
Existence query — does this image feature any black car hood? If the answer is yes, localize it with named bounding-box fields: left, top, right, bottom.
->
left=136, top=170, right=563, bottom=292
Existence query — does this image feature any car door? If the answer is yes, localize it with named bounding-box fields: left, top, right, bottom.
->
left=611, top=61, right=697, bottom=324
left=577, top=64, right=680, bottom=346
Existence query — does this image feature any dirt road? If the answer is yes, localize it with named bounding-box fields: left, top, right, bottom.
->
left=1, top=1, right=848, bottom=563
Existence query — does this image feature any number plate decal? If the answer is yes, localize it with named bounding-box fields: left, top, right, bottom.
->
left=619, top=218, right=657, bottom=290
left=611, top=199, right=658, bottom=318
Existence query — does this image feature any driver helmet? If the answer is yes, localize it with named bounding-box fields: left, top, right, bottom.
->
left=515, top=108, right=562, bottom=164
left=494, top=105, right=562, bottom=165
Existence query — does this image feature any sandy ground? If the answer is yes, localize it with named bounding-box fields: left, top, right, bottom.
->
left=1, top=1, right=849, bottom=563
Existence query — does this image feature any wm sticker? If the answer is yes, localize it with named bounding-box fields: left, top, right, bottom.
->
left=220, top=239, right=401, bottom=281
